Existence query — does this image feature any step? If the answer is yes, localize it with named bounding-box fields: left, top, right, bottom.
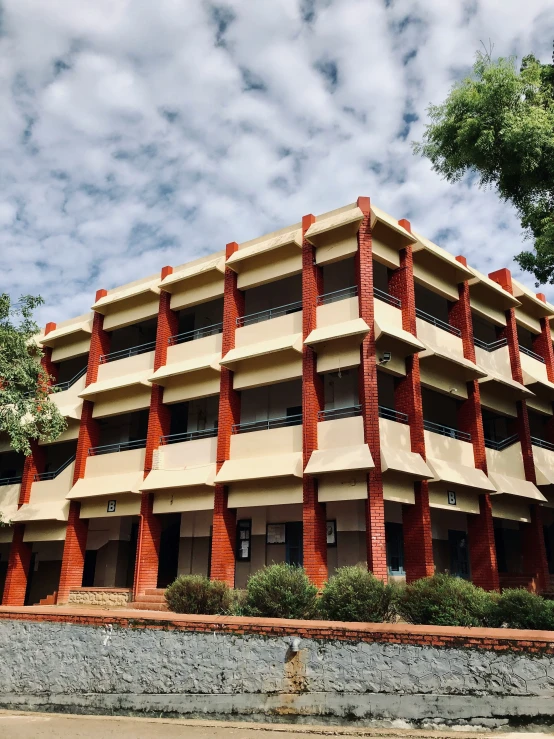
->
left=130, top=602, right=169, bottom=612
left=144, top=588, right=166, bottom=596
left=38, top=592, right=57, bottom=606
left=134, top=594, right=167, bottom=604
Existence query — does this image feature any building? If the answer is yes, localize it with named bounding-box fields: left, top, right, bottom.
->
left=1, top=196, right=554, bottom=607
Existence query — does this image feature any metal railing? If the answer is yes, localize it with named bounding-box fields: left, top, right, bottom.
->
left=378, top=406, right=409, bottom=424
left=236, top=301, right=302, bottom=328
left=316, top=286, right=358, bottom=306
left=232, top=413, right=303, bottom=434
left=33, top=455, right=76, bottom=482
left=474, top=337, right=508, bottom=352
left=531, top=436, right=554, bottom=452
left=88, top=438, right=147, bottom=456
left=519, top=345, right=545, bottom=363
left=52, top=366, right=88, bottom=392
left=374, top=287, right=401, bottom=308
left=99, top=341, right=156, bottom=364
left=318, top=405, right=362, bottom=422
left=423, top=419, right=471, bottom=442
left=415, top=308, right=461, bottom=337
left=484, top=434, right=519, bottom=451
left=0, top=475, right=22, bottom=486
left=168, top=322, right=223, bottom=346
left=160, top=427, right=218, bottom=445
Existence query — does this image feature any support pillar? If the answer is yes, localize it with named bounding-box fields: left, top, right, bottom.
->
left=1, top=526, right=32, bottom=606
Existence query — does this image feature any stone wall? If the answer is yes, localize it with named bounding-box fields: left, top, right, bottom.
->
left=67, top=588, right=132, bottom=607
left=1, top=609, right=554, bottom=727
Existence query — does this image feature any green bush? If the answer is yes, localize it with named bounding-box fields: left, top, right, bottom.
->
left=491, top=588, right=554, bottom=630
left=319, top=566, right=396, bottom=623
left=395, top=573, right=495, bottom=627
left=165, top=574, right=231, bottom=615
left=243, top=563, right=318, bottom=619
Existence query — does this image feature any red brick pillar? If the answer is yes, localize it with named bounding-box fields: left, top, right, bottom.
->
left=388, top=223, right=434, bottom=581
left=356, top=197, right=387, bottom=579
left=134, top=266, right=178, bottom=595
left=41, top=322, right=59, bottom=385
left=301, top=214, right=327, bottom=588
left=57, top=289, right=110, bottom=603
left=489, top=269, right=549, bottom=591
left=448, top=256, right=499, bottom=591
left=210, top=242, right=244, bottom=586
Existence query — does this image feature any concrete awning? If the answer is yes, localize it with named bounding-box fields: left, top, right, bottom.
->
left=149, top=355, right=221, bottom=385
left=426, top=457, right=497, bottom=492
left=79, top=372, right=152, bottom=398
left=304, top=445, right=374, bottom=475
left=534, top=462, right=554, bottom=487
left=418, top=339, right=487, bottom=381
left=381, top=447, right=433, bottom=479
left=512, top=279, right=554, bottom=318
left=140, top=465, right=216, bottom=491
left=159, top=257, right=226, bottom=291
left=10, top=500, right=69, bottom=523
left=40, top=319, right=93, bottom=347
left=55, top=402, right=83, bottom=420
left=216, top=453, right=303, bottom=484
left=478, top=368, right=534, bottom=398
left=0, top=483, right=20, bottom=522
left=220, top=334, right=303, bottom=368
left=92, top=279, right=160, bottom=312
left=466, top=266, right=521, bottom=309
left=370, top=205, right=417, bottom=246
left=304, top=318, right=369, bottom=347
left=227, top=230, right=302, bottom=268
left=67, top=472, right=145, bottom=499
left=521, top=369, right=554, bottom=399
left=412, top=233, right=473, bottom=282
left=305, top=207, right=364, bottom=245
left=488, top=471, right=547, bottom=502
left=375, top=317, right=425, bottom=353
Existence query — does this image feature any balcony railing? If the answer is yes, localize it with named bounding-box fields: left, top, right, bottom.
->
left=531, top=436, right=554, bottom=452
left=168, top=322, right=223, bottom=346
left=0, top=475, right=22, bottom=486
left=423, top=419, right=471, bottom=442
left=236, top=301, right=302, bottom=328
left=473, top=337, right=508, bottom=352
left=374, top=287, right=401, bottom=308
left=52, top=366, right=88, bottom=392
left=160, top=427, right=218, bottom=445
left=316, top=286, right=358, bottom=306
left=378, top=406, right=409, bottom=424
left=88, top=438, right=147, bottom=456
left=484, top=434, right=519, bottom=451
left=519, top=345, right=545, bottom=364
left=318, top=405, right=362, bottom=421
left=99, top=341, right=156, bottom=364
left=33, top=455, right=76, bottom=482
left=415, top=308, right=461, bottom=337
left=232, top=413, right=303, bottom=434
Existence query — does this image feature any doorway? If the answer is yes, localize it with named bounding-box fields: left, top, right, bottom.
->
left=386, top=522, right=404, bottom=575
left=157, top=514, right=181, bottom=588
left=285, top=522, right=303, bottom=566
left=449, top=529, right=470, bottom=578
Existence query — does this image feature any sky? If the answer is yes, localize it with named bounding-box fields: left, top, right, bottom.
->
left=1, top=0, right=554, bottom=326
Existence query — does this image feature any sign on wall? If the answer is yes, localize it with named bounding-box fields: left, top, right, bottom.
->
left=107, top=500, right=117, bottom=513
left=447, top=491, right=457, bottom=506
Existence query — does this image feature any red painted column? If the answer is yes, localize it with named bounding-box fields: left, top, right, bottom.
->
left=448, top=256, right=499, bottom=591
left=57, top=289, right=110, bottom=603
left=134, top=266, right=178, bottom=595
left=301, top=214, right=327, bottom=588
left=388, top=223, right=434, bottom=581
left=210, top=242, right=244, bottom=586
left=489, top=269, right=549, bottom=591
left=355, top=197, right=387, bottom=580
left=534, top=293, right=554, bottom=445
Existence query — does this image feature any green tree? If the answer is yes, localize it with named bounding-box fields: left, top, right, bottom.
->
left=0, top=294, right=66, bottom=457
left=414, top=48, right=554, bottom=284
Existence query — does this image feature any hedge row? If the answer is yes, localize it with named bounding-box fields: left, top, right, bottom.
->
left=164, top=565, right=554, bottom=630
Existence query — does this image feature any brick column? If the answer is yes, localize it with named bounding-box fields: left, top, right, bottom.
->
left=57, top=289, right=110, bottom=603
left=210, top=242, right=244, bottom=586
left=41, top=322, right=59, bottom=385
left=534, top=293, right=554, bottom=445
left=134, top=266, right=178, bottom=596
left=489, top=268, right=549, bottom=591
left=356, top=197, right=387, bottom=580
left=388, top=223, right=434, bottom=581
left=301, top=214, right=327, bottom=588
left=448, top=256, right=499, bottom=591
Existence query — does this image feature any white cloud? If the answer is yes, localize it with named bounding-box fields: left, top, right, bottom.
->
left=0, top=0, right=553, bottom=326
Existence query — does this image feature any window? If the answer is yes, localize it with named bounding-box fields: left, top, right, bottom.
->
left=236, top=520, right=252, bottom=562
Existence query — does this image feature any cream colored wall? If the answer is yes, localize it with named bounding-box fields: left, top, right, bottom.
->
left=491, top=496, right=531, bottom=522
left=470, top=286, right=507, bottom=326
left=527, top=394, right=553, bottom=416
left=92, top=385, right=152, bottom=418
left=317, top=416, right=365, bottom=450
left=374, top=297, right=402, bottom=329
left=416, top=319, right=465, bottom=358
left=170, top=272, right=224, bottom=311
left=316, top=297, right=360, bottom=328
left=180, top=510, right=212, bottom=538
left=379, top=418, right=411, bottom=450
left=84, top=448, right=145, bottom=478
left=383, top=473, right=415, bottom=504
left=0, top=483, right=20, bottom=522
left=475, top=345, right=513, bottom=377
left=162, top=374, right=220, bottom=404
left=429, top=484, right=479, bottom=514
left=232, top=352, right=302, bottom=390
left=50, top=374, right=85, bottom=418
left=51, top=335, right=91, bottom=362
left=230, top=425, right=302, bottom=459
left=86, top=516, right=124, bottom=550
left=160, top=437, right=217, bottom=468
left=80, top=493, right=141, bottom=518
left=430, top=508, right=468, bottom=539
left=318, top=471, right=367, bottom=502
left=424, top=430, right=475, bottom=466
left=316, top=340, right=361, bottom=374
left=515, top=307, right=541, bottom=335
left=0, top=527, right=13, bottom=544
left=486, top=443, right=526, bottom=478
left=419, top=362, right=469, bottom=399
left=532, top=445, right=554, bottom=483
left=102, top=293, right=160, bottom=332
left=228, top=478, right=302, bottom=508
left=235, top=312, right=301, bottom=348
left=23, top=522, right=67, bottom=542
left=314, top=230, right=358, bottom=266
left=97, top=350, right=154, bottom=383
left=236, top=245, right=301, bottom=290
left=153, top=488, right=214, bottom=514
left=29, top=462, right=75, bottom=505
left=520, top=351, right=549, bottom=382
left=372, top=237, right=400, bottom=269
left=413, top=253, right=460, bottom=301
left=479, top=386, right=517, bottom=417
left=166, top=334, right=222, bottom=364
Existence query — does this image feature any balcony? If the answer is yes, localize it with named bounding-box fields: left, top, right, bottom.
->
left=415, top=308, right=460, bottom=337
left=373, top=287, right=401, bottom=309
left=33, top=455, right=76, bottom=481
left=11, top=459, right=74, bottom=528
left=531, top=437, right=554, bottom=487
left=318, top=405, right=361, bottom=421
left=317, top=286, right=358, bottom=306
left=0, top=475, right=22, bottom=486
left=236, top=300, right=302, bottom=328
left=473, top=337, right=508, bottom=352
left=423, top=420, right=470, bottom=442
left=168, top=322, right=223, bottom=346
left=378, top=406, right=408, bottom=424
left=88, top=439, right=147, bottom=456
left=52, top=365, right=88, bottom=392
left=233, top=413, right=302, bottom=434
left=519, top=345, right=545, bottom=364
left=0, top=478, right=21, bottom=526
left=99, top=341, right=156, bottom=364
left=160, top=427, right=218, bottom=445
left=484, top=434, right=519, bottom=451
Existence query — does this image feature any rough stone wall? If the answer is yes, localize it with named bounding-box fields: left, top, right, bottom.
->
left=67, top=589, right=131, bottom=607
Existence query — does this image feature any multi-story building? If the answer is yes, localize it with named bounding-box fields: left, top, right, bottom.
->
left=1, top=196, right=554, bottom=607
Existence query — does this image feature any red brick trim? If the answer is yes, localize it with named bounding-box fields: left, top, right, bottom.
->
left=1, top=526, right=31, bottom=606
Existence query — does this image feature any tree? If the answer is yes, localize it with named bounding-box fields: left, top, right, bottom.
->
left=0, top=293, right=66, bottom=457
left=414, top=48, right=554, bottom=285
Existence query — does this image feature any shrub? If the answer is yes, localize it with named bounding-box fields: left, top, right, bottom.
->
left=491, top=588, right=554, bottom=630
left=395, top=573, right=495, bottom=627
left=242, top=564, right=318, bottom=619
left=165, top=574, right=231, bottom=615
left=319, top=566, right=396, bottom=623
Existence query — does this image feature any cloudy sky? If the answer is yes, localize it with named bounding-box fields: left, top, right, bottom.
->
left=1, top=0, right=554, bottom=326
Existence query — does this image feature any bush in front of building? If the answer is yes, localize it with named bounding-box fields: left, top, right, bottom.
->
left=318, top=565, right=396, bottom=623
left=242, top=563, right=318, bottom=619
left=394, top=573, right=495, bottom=627
left=490, top=588, right=554, bottom=630
left=165, top=574, right=231, bottom=615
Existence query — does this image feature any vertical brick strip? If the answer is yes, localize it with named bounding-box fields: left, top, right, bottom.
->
left=302, top=214, right=327, bottom=588
left=210, top=243, right=244, bottom=586
left=388, top=226, right=434, bottom=581
left=534, top=294, right=554, bottom=445
left=356, top=197, right=387, bottom=580
left=57, top=289, right=110, bottom=603
left=448, top=256, right=499, bottom=591
left=489, top=269, right=549, bottom=591
left=134, top=266, right=177, bottom=596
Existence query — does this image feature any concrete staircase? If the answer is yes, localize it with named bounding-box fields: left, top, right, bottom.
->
left=38, top=591, right=57, bottom=606
left=131, top=588, right=168, bottom=612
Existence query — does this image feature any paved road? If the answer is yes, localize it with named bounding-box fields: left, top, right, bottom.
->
left=0, top=713, right=552, bottom=739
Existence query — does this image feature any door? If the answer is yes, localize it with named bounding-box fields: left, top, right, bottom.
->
left=24, top=554, right=36, bottom=606
left=82, top=550, right=97, bottom=587
left=385, top=522, right=404, bottom=575
left=157, top=514, right=181, bottom=588
left=285, top=522, right=303, bottom=567
left=125, top=522, right=139, bottom=588
left=449, top=530, right=470, bottom=578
